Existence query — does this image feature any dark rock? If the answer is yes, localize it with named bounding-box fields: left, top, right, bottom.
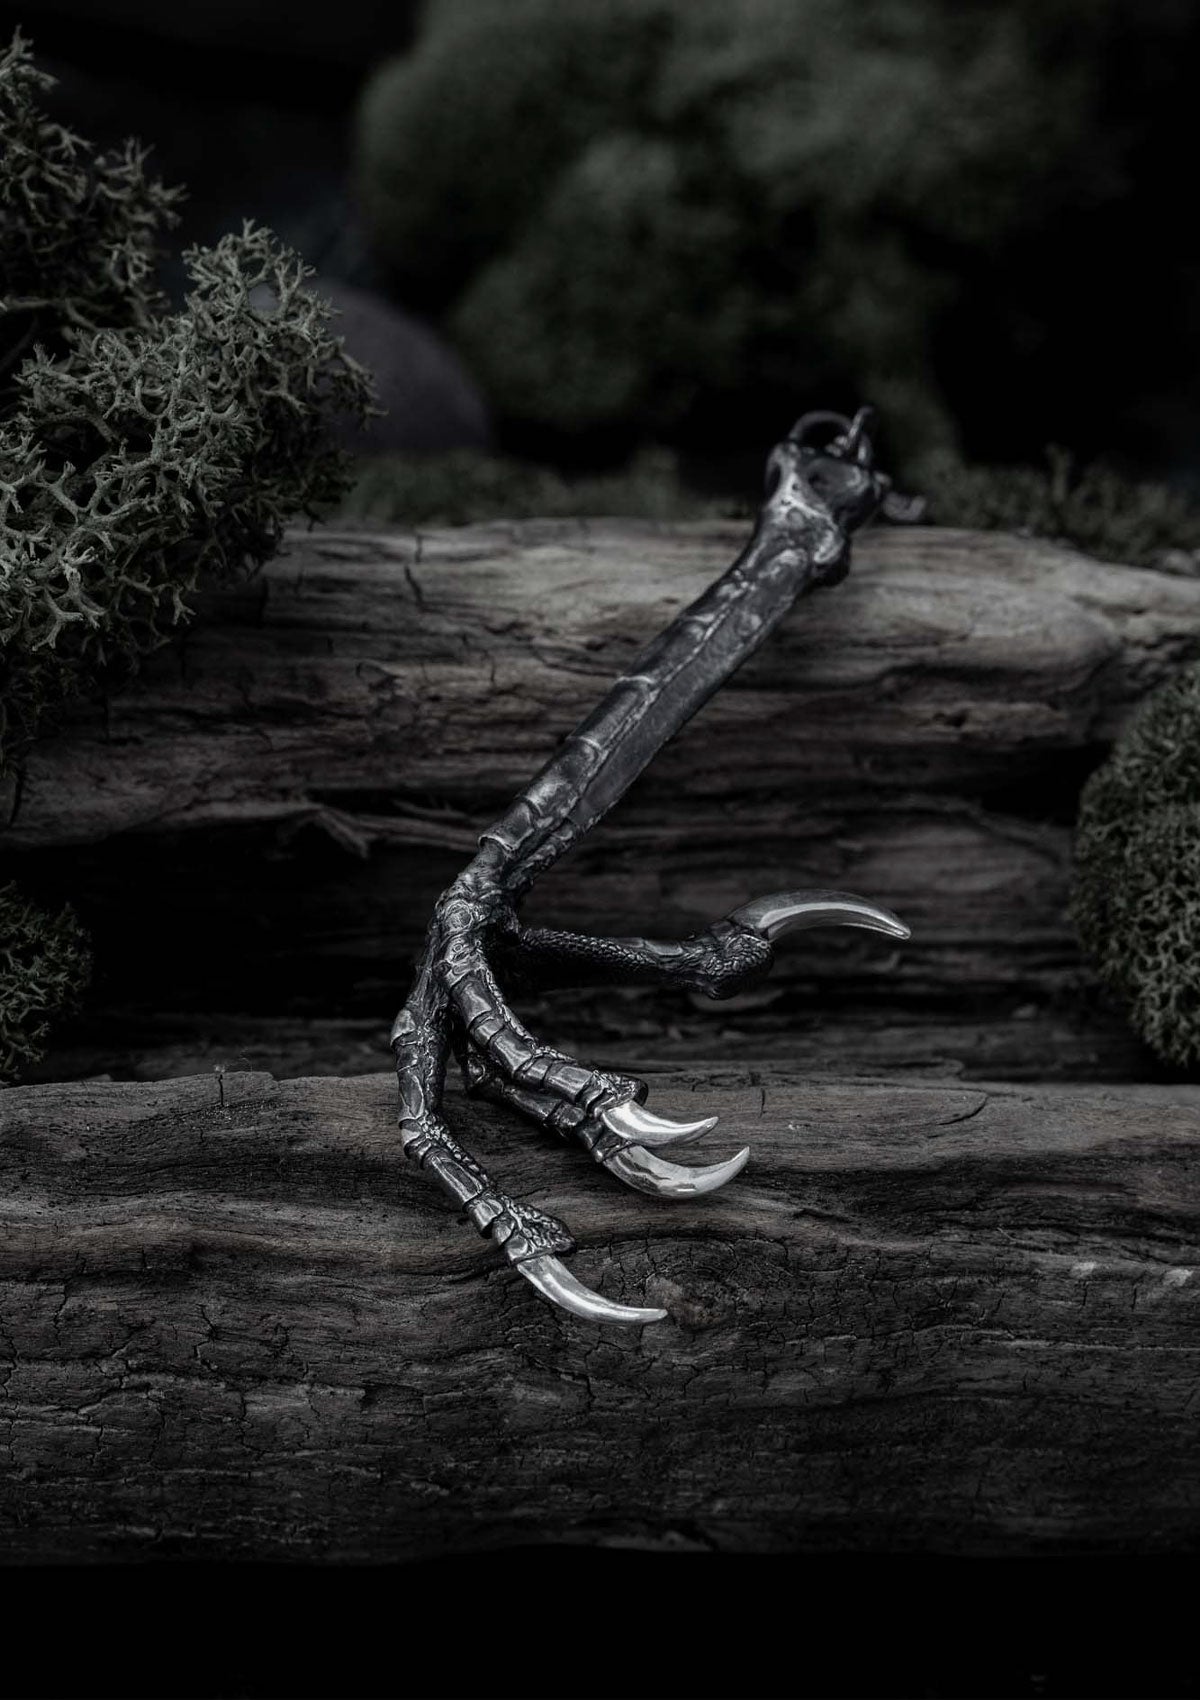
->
left=311, top=275, right=491, bottom=455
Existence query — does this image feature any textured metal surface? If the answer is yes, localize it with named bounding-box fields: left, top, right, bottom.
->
left=392, top=408, right=912, bottom=1324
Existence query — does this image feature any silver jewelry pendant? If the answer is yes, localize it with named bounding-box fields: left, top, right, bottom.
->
left=392, top=408, right=913, bottom=1324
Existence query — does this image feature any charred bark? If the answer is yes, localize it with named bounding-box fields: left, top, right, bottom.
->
left=2, top=1068, right=1198, bottom=1559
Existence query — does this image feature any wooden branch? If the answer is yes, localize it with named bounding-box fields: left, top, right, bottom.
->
left=3, top=1068, right=1198, bottom=1559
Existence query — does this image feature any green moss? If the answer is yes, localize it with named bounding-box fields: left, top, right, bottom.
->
left=1073, top=664, right=1200, bottom=1066
left=453, top=132, right=761, bottom=433
left=918, top=448, right=1200, bottom=568
left=338, top=446, right=738, bottom=528
left=0, top=883, right=92, bottom=1083
left=354, top=0, right=668, bottom=311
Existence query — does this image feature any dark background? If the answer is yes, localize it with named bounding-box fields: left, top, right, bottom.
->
left=0, top=0, right=418, bottom=294
left=4, top=1552, right=1198, bottom=1699
left=4, top=8, right=1200, bottom=1696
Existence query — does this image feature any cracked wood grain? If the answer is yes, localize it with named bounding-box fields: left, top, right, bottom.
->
left=2, top=1069, right=1197, bottom=1559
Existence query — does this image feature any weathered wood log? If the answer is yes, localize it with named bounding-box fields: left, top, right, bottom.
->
left=3, top=1067, right=1198, bottom=1560
left=9, top=521, right=1200, bottom=847
left=7, top=520, right=1199, bottom=1082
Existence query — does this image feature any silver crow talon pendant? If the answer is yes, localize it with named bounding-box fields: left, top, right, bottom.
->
left=391, top=407, right=914, bottom=1325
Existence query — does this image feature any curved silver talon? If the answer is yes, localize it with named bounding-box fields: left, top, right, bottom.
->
left=601, top=1142, right=750, bottom=1198
left=516, top=1254, right=668, bottom=1325
left=727, top=887, right=910, bottom=942
left=598, top=1099, right=719, bottom=1148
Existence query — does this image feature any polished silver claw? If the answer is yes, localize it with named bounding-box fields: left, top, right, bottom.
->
left=601, top=1142, right=750, bottom=1198
left=516, top=1253, right=668, bottom=1325
left=727, top=887, right=910, bottom=942
left=598, top=1099, right=719, bottom=1148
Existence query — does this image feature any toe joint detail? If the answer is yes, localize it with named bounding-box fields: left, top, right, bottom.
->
left=485, top=1198, right=576, bottom=1263
left=686, top=920, right=774, bottom=998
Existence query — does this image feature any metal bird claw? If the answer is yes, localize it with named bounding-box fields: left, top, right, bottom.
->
left=391, top=407, right=910, bottom=1326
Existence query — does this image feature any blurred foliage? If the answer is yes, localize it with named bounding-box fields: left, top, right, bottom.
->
left=353, top=0, right=1194, bottom=472
left=1074, top=664, right=1200, bottom=1068
left=0, top=29, right=376, bottom=1078
left=339, top=446, right=741, bottom=526
left=0, top=882, right=91, bottom=1082
left=920, top=449, right=1200, bottom=568
left=340, top=442, right=1200, bottom=571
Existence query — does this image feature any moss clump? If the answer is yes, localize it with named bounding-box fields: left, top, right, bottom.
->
left=919, top=448, right=1200, bottom=569
left=0, top=883, right=92, bottom=1082
left=338, top=446, right=741, bottom=528
left=354, top=0, right=1125, bottom=466
left=1073, top=664, right=1200, bottom=1067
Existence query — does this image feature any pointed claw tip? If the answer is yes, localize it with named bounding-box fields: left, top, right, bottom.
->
left=728, top=889, right=910, bottom=944
left=725, top=1146, right=752, bottom=1182
left=599, top=1099, right=719, bottom=1148
left=516, top=1255, right=668, bottom=1325
left=603, top=1142, right=750, bottom=1198
left=867, top=913, right=912, bottom=941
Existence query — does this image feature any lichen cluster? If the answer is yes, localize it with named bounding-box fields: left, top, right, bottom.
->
left=1073, top=664, right=1200, bottom=1067
left=1, top=223, right=378, bottom=762
left=0, top=28, right=376, bottom=768
left=0, top=30, right=182, bottom=351
left=0, top=28, right=375, bottom=1076
left=0, top=883, right=91, bottom=1083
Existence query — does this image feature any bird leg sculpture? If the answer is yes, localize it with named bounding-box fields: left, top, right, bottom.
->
left=391, top=407, right=913, bottom=1324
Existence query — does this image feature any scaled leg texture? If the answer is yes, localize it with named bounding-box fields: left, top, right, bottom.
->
left=391, top=408, right=912, bottom=1323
